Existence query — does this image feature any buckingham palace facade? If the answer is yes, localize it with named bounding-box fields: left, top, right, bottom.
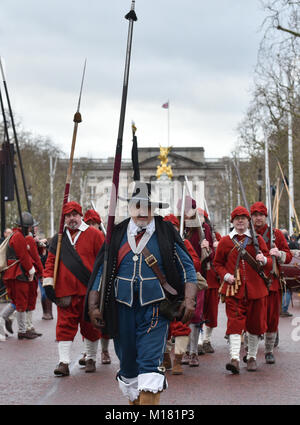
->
left=74, top=147, right=229, bottom=235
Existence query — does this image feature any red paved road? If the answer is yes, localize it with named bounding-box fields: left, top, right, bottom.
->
left=0, top=293, right=300, bottom=405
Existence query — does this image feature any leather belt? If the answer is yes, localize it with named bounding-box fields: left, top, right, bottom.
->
left=142, top=246, right=178, bottom=296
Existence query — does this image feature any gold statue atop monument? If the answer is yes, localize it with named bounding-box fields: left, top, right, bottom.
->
left=156, top=146, right=173, bottom=179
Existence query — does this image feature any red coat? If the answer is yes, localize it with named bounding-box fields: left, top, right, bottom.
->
left=3, top=229, right=34, bottom=281
left=44, top=226, right=104, bottom=297
left=255, top=224, right=292, bottom=292
left=25, top=235, right=44, bottom=279
left=213, top=233, right=271, bottom=300
left=184, top=239, right=201, bottom=272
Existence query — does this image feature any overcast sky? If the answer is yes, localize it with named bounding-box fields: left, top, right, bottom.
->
left=0, top=0, right=266, bottom=161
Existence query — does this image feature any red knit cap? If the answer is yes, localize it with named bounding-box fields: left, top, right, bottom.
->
left=250, top=202, right=268, bottom=217
left=231, top=206, right=250, bottom=222
left=163, top=214, right=180, bottom=228
left=84, top=209, right=102, bottom=224
left=197, top=207, right=208, bottom=219
left=62, top=201, right=83, bottom=216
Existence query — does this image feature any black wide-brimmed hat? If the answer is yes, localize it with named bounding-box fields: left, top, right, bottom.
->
left=120, top=182, right=169, bottom=209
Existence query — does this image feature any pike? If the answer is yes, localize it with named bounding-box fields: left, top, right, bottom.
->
left=0, top=85, right=23, bottom=227
left=0, top=57, right=31, bottom=212
left=232, top=160, right=270, bottom=289
left=131, top=121, right=140, bottom=181
left=53, top=60, right=87, bottom=288
left=265, top=145, right=278, bottom=277
left=91, top=200, right=107, bottom=236
left=184, top=176, right=210, bottom=263
left=98, top=1, right=137, bottom=326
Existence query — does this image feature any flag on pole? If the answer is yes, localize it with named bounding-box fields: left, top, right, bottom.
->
left=162, top=101, right=169, bottom=109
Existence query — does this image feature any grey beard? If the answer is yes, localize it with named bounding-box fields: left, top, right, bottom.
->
left=67, top=222, right=80, bottom=230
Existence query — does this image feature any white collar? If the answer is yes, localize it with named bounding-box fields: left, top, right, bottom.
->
left=78, top=220, right=89, bottom=232
left=65, top=220, right=89, bottom=246
left=65, top=220, right=89, bottom=233
left=128, top=218, right=155, bottom=237
left=229, top=228, right=251, bottom=239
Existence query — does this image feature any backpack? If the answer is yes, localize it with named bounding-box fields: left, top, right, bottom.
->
left=0, top=233, right=20, bottom=272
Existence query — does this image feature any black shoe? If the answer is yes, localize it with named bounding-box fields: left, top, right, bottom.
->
left=198, top=344, right=205, bottom=355
left=203, top=341, right=215, bottom=353
left=265, top=352, right=275, bottom=364
left=280, top=311, right=293, bottom=317
left=54, top=362, right=70, bottom=376
left=85, top=359, right=96, bottom=373
left=18, top=331, right=39, bottom=340
left=226, top=359, right=240, bottom=374
left=5, top=318, right=14, bottom=334
left=78, top=353, right=86, bottom=366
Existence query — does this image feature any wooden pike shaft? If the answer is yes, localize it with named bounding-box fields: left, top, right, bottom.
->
left=53, top=112, right=82, bottom=287
left=53, top=61, right=86, bottom=288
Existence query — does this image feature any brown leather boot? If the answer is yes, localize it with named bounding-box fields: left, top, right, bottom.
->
left=172, top=354, right=183, bottom=375
left=247, top=357, right=257, bottom=372
left=226, top=358, right=240, bottom=374
left=162, top=352, right=172, bottom=370
left=139, top=391, right=161, bottom=405
left=85, top=359, right=96, bottom=373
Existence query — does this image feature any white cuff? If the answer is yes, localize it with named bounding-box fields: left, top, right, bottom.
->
left=117, top=375, right=139, bottom=402
left=278, top=251, right=286, bottom=264
left=43, top=277, right=54, bottom=287
left=138, top=372, right=167, bottom=393
left=224, top=273, right=233, bottom=282
left=28, top=266, right=35, bottom=275
left=262, top=256, right=267, bottom=265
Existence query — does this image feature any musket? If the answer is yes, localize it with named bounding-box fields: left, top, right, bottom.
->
left=0, top=57, right=31, bottom=212
left=232, top=160, right=271, bottom=289
left=265, top=153, right=278, bottom=277
left=91, top=200, right=107, bottom=236
left=0, top=85, right=23, bottom=227
left=53, top=60, right=87, bottom=288
left=184, top=176, right=210, bottom=263
left=131, top=121, right=140, bottom=181
left=98, top=1, right=137, bottom=326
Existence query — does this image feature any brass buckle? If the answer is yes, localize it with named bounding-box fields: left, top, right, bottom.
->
left=145, top=254, right=157, bottom=267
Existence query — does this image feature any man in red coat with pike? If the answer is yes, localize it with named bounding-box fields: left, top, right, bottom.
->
left=43, top=201, right=105, bottom=376
left=214, top=206, right=272, bottom=374
left=250, top=201, right=292, bottom=364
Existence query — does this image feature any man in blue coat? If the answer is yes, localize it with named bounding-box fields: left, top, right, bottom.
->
left=86, top=182, right=198, bottom=405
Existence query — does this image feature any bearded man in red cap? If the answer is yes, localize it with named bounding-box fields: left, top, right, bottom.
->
left=250, top=201, right=292, bottom=364
left=214, top=206, right=272, bottom=374
left=43, top=201, right=105, bottom=376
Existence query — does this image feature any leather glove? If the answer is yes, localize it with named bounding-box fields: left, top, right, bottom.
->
left=88, top=290, right=103, bottom=330
left=44, top=285, right=57, bottom=304
left=181, top=282, right=197, bottom=324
